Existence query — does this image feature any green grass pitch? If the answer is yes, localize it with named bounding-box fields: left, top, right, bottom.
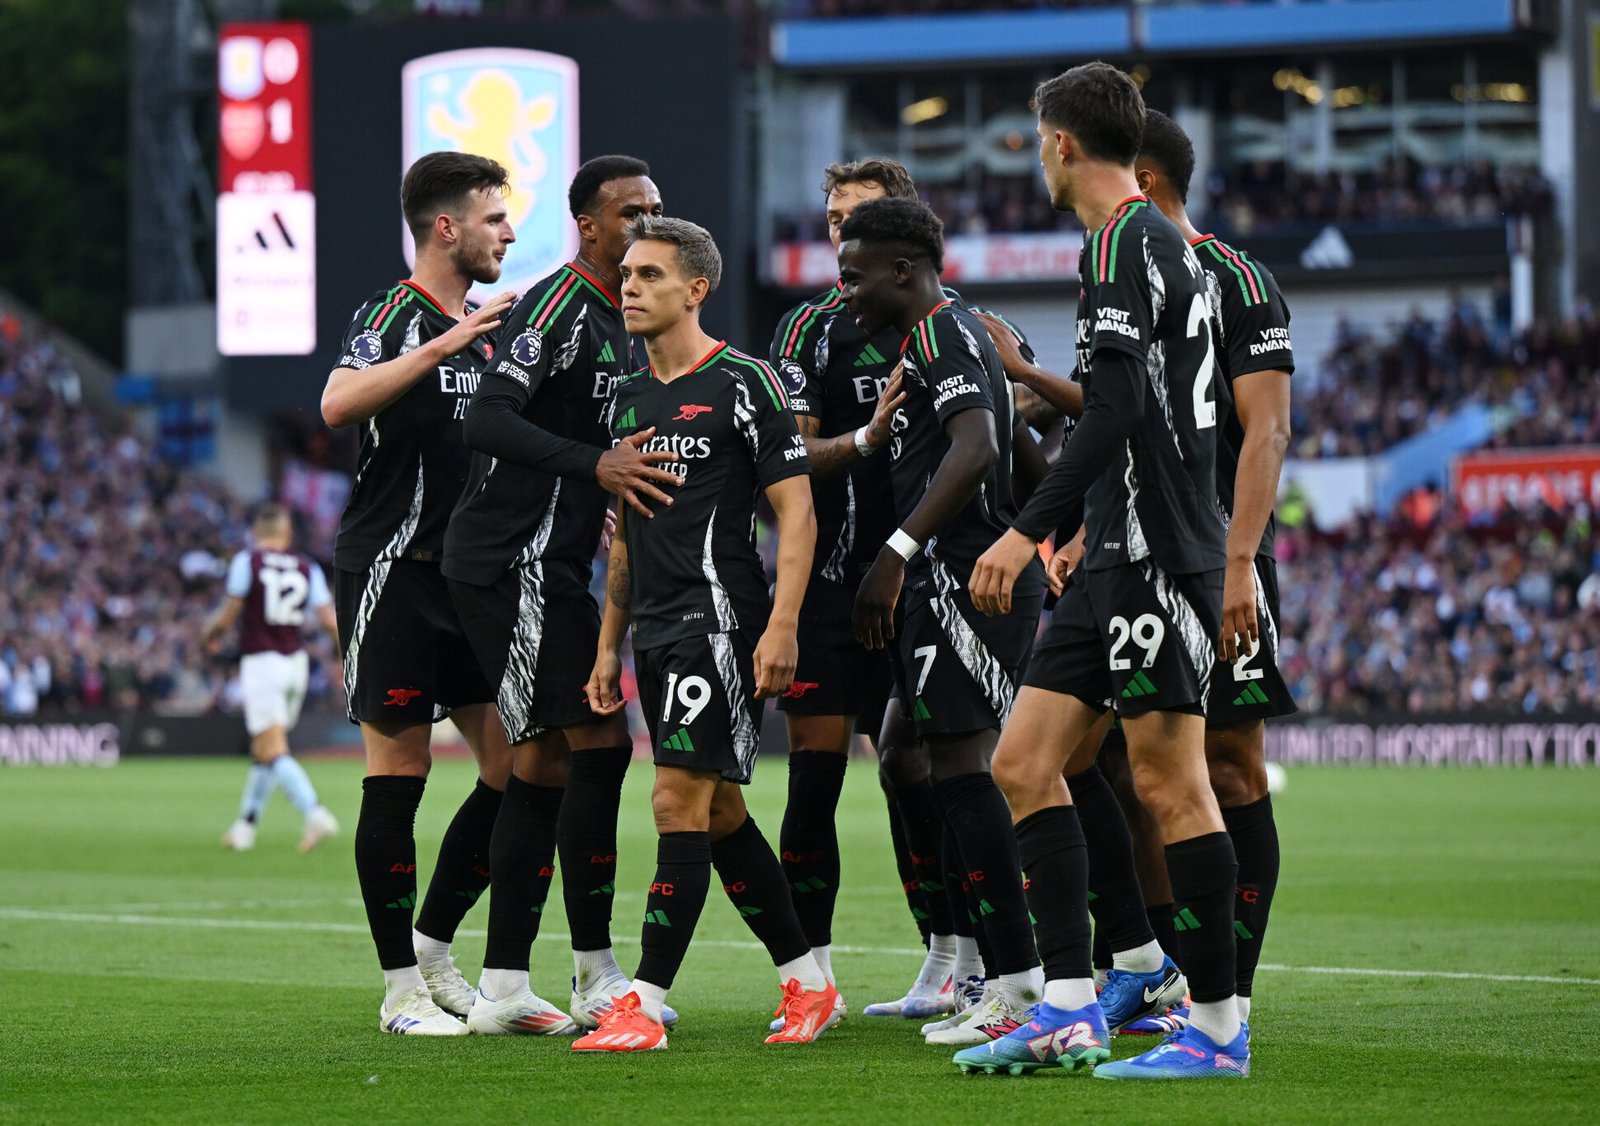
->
left=3, top=757, right=1597, bottom=1123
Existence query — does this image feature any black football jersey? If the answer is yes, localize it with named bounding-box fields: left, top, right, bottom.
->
left=609, top=344, right=811, bottom=650
left=890, top=301, right=1039, bottom=607
left=443, top=264, right=630, bottom=583
left=1068, top=197, right=1226, bottom=575
left=331, top=281, right=490, bottom=572
left=770, top=286, right=1034, bottom=586
left=1192, top=235, right=1295, bottom=561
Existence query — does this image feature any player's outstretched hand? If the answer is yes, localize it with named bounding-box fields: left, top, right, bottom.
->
left=599, top=507, right=618, bottom=553
left=852, top=549, right=905, bottom=651
left=864, top=362, right=907, bottom=452
left=753, top=627, right=798, bottom=699
left=438, top=291, right=516, bottom=356
left=597, top=427, right=683, bottom=518
left=1219, top=558, right=1259, bottom=665
left=976, top=313, right=1028, bottom=382
left=585, top=650, right=627, bottom=716
left=970, top=528, right=1038, bottom=616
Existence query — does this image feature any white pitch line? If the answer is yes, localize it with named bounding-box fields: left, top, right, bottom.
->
left=1252, top=962, right=1598, bottom=986
left=3, top=908, right=1596, bottom=987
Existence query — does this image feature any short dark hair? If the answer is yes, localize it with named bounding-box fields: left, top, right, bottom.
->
left=821, top=158, right=918, bottom=201
left=837, top=197, right=945, bottom=274
left=1032, top=62, right=1146, bottom=166
left=401, top=151, right=510, bottom=245
left=568, top=154, right=652, bottom=219
left=625, top=215, right=723, bottom=294
left=1137, top=110, right=1196, bottom=204
left=252, top=502, right=290, bottom=535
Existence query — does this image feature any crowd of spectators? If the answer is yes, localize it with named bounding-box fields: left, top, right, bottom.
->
left=1278, top=507, right=1600, bottom=714
left=1294, top=298, right=1600, bottom=458
left=1210, top=157, right=1551, bottom=237
left=777, top=157, right=1548, bottom=245
left=0, top=318, right=339, bottom=719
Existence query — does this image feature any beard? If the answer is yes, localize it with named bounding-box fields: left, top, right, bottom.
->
left=454, top=241, right=502, bottom=285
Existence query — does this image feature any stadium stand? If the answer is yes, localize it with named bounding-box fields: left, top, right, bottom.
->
left=1277, top=506, right=1600, bottom=715
left=1293, top=301, right=1599, bottom=457
left=0, top=320, right=339, bottom=717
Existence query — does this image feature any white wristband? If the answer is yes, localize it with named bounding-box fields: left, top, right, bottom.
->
left=854, top=425, right=876, bottom=458
left=886, top=528, right=921, bottom=561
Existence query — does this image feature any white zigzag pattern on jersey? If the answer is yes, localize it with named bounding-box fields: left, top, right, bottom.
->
left=702, top=506, right=738, bottom=634
left=821, top=474, right=855, bottom=585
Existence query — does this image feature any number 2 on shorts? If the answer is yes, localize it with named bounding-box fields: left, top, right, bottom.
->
left=661, top=673, right=712, bottom=726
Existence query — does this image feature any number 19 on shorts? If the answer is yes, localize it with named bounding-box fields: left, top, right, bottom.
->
left=661, top=673, right=712, bottom=726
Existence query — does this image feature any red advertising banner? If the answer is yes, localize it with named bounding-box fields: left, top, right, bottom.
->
left=218, top=23, right=312, bottom=192
left=1452, top=447, right=1600, bottom=513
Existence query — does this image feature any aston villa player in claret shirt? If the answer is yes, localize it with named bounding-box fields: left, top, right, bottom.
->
left=576, top=216, right=838, bottom=1053
left=320, top=151, right=521, bottom=1037
left=204, top=503, right=340, bottom=855
left=441, top=155, right=685, bottom=1037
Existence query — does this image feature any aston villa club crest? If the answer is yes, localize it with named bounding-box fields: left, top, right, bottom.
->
left=401, top=48, right=580, bottom=303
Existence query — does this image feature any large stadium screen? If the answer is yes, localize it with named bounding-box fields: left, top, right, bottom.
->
left=216, top=22, right=316, bottom=357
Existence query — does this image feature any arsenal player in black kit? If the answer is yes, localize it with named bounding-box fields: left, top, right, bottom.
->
left=576, top=217, right=837, bottom=1052
left=966, top=63, right=1248, bottom=1080
left=835, top=197, right=1048, bottom=1050
left=442, top=156, right=682, bottom=1035
left=321, top=151, right=520, bottom=1036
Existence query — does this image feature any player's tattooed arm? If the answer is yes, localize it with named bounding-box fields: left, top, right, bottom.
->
left=798, top=363, right=906, bottom=478
left=976, top=312, right=1083, bottom=421
left=1014, top=383, right=1063, bottom=430
left=588, top=510, right=632, bottom=716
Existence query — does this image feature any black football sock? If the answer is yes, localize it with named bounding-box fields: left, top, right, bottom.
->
left=893, top=781, right=955, bottom=935
left=779, top=751, right=848, bottom=948
left=1015, top=805, right=1093, bottom=984
left=1092, top=924, right=1112, bottom=974
left=933, top=772, right=1038, bottom=977
left=1164, top=832, right=1240, bottom=1004
left=557, top=745, right=632, bottom=952
left=1222, top=795, right=1280, bottom=997
left=885, top=790, right=932, bottom=943
left=1147, top=903, right=1181, bottom=972
left=714, top=815, right=813, bottom=968
left=1067, top=765, right=1158, bottom=955
left=481, top=777, right=563, bottom=972
left=942, top=822, right=976, bottom=943
left=414, top=779, right=501, bottom=943
left=355, top=775, right=426, bottom=970
left=633, top=831, right=713, bottom=991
